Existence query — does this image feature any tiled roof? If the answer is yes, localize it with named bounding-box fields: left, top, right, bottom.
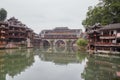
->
left=100, top=23, right=120, bottom=30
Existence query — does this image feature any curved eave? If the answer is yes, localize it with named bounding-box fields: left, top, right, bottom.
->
left=87, top=30, right=100, bottom=34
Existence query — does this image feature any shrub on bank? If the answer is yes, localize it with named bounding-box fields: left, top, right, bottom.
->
left=76, top=38, right=88, bottom=51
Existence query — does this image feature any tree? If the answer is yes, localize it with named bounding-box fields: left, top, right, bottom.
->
left=76, top=38, right=88, bottom=51
left=77, top=38, right=88, bottom=47
left=0, top=8, right=7, bottom=21
left=82, top=0, right=120, bottom=27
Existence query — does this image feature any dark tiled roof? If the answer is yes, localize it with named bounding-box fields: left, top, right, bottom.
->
left=87, top=30, right=100, bottom=34
left=91, top=25, right=102, bottom=29
left=54, top=27, right=69, bottom=30
left=86, top=24, right=102, bottom=29
left=100, top=23, right=120, bottom=30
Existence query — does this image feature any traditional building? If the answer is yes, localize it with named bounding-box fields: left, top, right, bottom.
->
left=0, top=21, right=9, bottom=49
left=40, top=27, right=82, bottom=47
left=87, top=23, right=120, bottom=54
left=0, top=17, right=35, bottom=49
left=40, top=27, right=81, bottom=39
left=6, top=17, right=27, bottom=48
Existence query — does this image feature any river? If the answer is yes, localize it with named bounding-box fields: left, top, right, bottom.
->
left=0, top=47, right=120, bottom=80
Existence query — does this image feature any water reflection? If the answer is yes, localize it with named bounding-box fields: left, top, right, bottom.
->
left=0, top=49, right=34, bottom=80
left=2, top=47, right=120, bottom=80
left=38, top=47, right=87, bottom=65
left=81, top=55, right=120, bottom=80
left=33, top=47, right=87, bottom=80
left=40, top=46, right=77, bottom=53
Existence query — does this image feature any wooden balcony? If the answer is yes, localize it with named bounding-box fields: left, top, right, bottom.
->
left=10, top=24, right=25, bottom=28
left=9, top=30, right=26, bottom=33
left=45, top=33, right=78, bottom=35
left=0, top=27, right=9, bottom=29
left=0, top=42, right=6, bottom=44
left=94, top=42, right=120, bottom=47
left=0, top=31, right=6, bottom=33
left=0, top=36, right=5, bottom=39
left=42, top=35, right=78, bottom=39
left=100, top=35, right=116, bottom=39
left=8, top=35, right=26, bottom=39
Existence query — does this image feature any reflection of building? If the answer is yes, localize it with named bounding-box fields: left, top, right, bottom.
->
left=39, top=52, right=79, bottom=65
left=0, top=50, right=6, bottom=80
left=81, top=55, right=120, bottom=80
left=86, top=23, right=120, bottom=53
left=0, top=49, right=34, bottom=80
left=0, top=21, right=9, bottom=49
left=40, top=27, right=82, bottom=47
left=38, top=47, right=86, bottom=65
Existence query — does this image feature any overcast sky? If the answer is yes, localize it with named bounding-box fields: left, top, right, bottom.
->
left=0, top=0, right=99, bottom=33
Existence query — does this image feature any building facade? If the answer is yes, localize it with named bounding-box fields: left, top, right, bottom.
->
left=87, top=23, right=120, bottom=53
left=40, top=27, right=82, bottom=47
left=0, top=17, right=35, bottom=49
left=6, top=17, right=27, bottom=48
left=0, top=21, right=9, bottom=49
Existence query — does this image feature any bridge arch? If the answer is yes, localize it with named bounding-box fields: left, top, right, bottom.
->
left=71, top=40, right=77, bottom=47
left=42, top=40, right=51, bottom=47
left=55, top=40, right=66, bottom=47
left=54, top=46, right=66, bottom=52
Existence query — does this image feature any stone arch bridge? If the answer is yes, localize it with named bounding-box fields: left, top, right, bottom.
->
left=41, top=39, right=77, bottom=47
left=40, top=27, right=82, bottom=47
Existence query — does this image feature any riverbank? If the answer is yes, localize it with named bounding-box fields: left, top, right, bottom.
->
left=87, top=50, right=120, bottom=55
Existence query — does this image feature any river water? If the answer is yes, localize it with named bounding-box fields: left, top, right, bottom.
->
left=0, top=47, right=120, bottom=80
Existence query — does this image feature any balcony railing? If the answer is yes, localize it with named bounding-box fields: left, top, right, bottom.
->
left=0, top=31, right=6, bottom=33
left=0, top=26, right=9, bottom=29
left=9, top=30, right=26, bottom=33
left=8, top=35, right=26, bottom=39
left=94, top=42, right=120, bottom=47
left=0, top=41, right=6, bottom=44
left=100, top=34, right=116, bottom=39
left=42, top=35, right=78, bottom=39
left=10, top=24, right=25, bottom=28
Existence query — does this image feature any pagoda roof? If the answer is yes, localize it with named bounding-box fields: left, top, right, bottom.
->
left=87, top=30, right=100, bottom=34
left=86, top=24, right=102, bottom=29
left=100, top=23, right=120, bottom=30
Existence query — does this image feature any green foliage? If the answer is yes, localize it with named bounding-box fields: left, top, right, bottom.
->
left=76, top=51, right=87, bottom=63
left=0, top=8, right=7, bottom=21
left=82, top=0, right=120, bottom=27
left=77, top=38, right=88, bottom=47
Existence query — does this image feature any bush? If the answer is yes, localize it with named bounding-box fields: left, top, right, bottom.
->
left=76, top=38, right=88, bottom=47
left=76, top=38, right=88, bottom=51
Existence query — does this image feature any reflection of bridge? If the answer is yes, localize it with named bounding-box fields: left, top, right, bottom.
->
left=39, top=46, right=77, bottom=53
left=40, top=27, right=82, bottom=47
left=38, top=50, right=79, bottom=65
left=37, top=47, right=87, bottom=65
